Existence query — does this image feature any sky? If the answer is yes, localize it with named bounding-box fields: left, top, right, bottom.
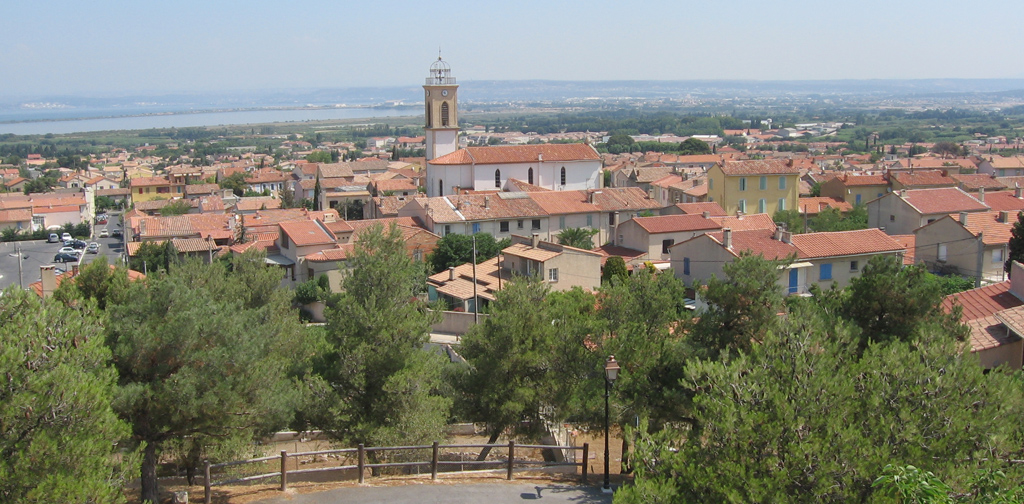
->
left=2, top=0, right=1023, bottom=97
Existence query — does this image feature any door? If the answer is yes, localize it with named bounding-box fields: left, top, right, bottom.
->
left=788, top=268, right=799, bottom=294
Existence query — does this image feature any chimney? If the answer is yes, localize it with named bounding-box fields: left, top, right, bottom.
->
left=781, top=231, right=792, bottom=244
left=448, top=266, right=455, bottom=281
left=1000, top=210, right=1010, bottom=223
left=1015, top=183, right=1022, bottom=199
left=978, top=187, right=985, bottom=202
left=960, top=212, right=969, bottom=225
left=531, top=233, right=540, bottom=248
left=702, top=211, right=710, bottom=219
left=774, top=227, right=784, bottom=241
left=588, top=191, right=595, bottom=204
left=941, top=169, right=948, bottom=177
left=484, top=196, right=490, bottom=209
left=899, top=189, right=907, bottom=198
left=40, top=265, right=57, bottom=298
left=722, top=228, right=733, bottom=249
left=71, top=264, right=79, bottom=276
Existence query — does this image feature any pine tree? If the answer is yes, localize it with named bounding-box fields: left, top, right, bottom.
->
left=1005, top=211, right=1024, bottom=275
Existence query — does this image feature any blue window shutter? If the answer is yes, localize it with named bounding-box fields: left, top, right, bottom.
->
left=472, top=223, right=480, bottom=233
left=820, top=263, right=832, bottom=280
left=683, top=257, right=690, bottom=275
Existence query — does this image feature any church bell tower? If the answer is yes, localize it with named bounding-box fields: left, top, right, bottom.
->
left=423, top=55, right=459, bottom=161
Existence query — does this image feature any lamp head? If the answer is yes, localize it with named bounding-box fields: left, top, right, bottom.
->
left=605, top=355, right=620, bottom=383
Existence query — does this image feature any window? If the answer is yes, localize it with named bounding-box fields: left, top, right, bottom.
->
left=994, top=248, right=1005, bottom=263
left=855, top=194, right=862, bottom=205
left=820, top=263, right=832, bottom=280
left=440, top=102, right=450, bottom=126
left=500, top=221, right=509, bottom=233
left=889, top=215, right=896, bottom=222
left=439, top=179, right=444, bottom=196
left=850, top=260, right=859, bottom=272
left=662, top=239, right=675, bottom=254
left=609, top=213, right=615, bottom=225
left=586, top=214, right=593, bottom=227
left=472, top=223, right=481, bottom=234
left=559, top=216, right=566, bottom=228
left=739, top=177, right=747, bottom=191
left=683, top=257, right=690, bottom=275
left=413, top=249, right=422, bottom=262
left=548, top=268, right=559, bottom=282
left=281, top=236, right=289, bottom=249
left=779, top=177, right=787, bottom=190
left=443, top=224, right=451, bottom=236
left=517, top=219, right=524, bottom=229
left=758, top=198, right=766, bottom=214
left=738, top=199, right=746, bottom=213
left=528, top=167, right=534, bottom=185
left=532, top=219, right=541, bottom=230
left=560, top=167, right=566, bottom=186
left=778, top=198, right=786, bottom=211
left=495, top=169, right=501, bottom=188
left=708, top=178, right=713, bottom=190
left=759, top=176, right=767, bottom=190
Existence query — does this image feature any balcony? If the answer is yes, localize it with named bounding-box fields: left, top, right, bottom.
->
left=425, top=77, right=457, bottom=85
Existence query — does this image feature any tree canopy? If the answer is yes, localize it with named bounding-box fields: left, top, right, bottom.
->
left=556, top=227, right=599, bottom=250
left=427, top=232, right=510, bottom=273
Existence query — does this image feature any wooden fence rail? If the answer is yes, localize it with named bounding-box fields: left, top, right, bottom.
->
left=202, top=440, right=590, bottom=504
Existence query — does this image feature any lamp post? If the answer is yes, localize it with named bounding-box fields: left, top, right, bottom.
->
left=603, top=355, right=620, bottom=493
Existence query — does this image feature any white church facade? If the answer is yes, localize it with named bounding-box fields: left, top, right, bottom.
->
left=423, top=57, right=603, bottom=197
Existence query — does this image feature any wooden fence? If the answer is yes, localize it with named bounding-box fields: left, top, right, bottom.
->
left=201, top=441, right=590, bottom=504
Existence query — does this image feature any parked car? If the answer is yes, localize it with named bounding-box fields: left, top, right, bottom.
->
left=57, top=246, right=81, bottom=256
left=54, top=252, right=79, bottom=263
left=111, top=229, right=123, bottom=238
left=99, top=229, right=110, bottom=238
left=61, top=232, right=72, bottom=242
left=69, top=239, right=88, bottom=249
left=86, top=242, right=100, bottom=254
left=47, top=233, right=60, bottom=243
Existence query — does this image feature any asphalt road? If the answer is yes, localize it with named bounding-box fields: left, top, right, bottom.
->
left=256, top=483, right=613, bottom=504
left=0, top=221, right=126, bottom=291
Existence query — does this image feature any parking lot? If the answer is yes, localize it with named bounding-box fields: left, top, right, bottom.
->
left=0, top=219, right=127, bottom=291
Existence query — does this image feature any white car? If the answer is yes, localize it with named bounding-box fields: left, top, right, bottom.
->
left=86, top=242, right=100, bottom=254
left=61, top=232, right=72, bottom=242
left=99, top=229, right=110, bottom=238
left=57, top=246, right=81, bottom=256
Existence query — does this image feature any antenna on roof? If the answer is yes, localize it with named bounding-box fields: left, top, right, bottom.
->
left=438, top=47, right=442, bottom=60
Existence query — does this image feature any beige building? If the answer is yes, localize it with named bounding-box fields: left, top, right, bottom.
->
left=942, top=261, right=1024, bottom=369
left=819, top=174, right=889, bottom=206
left=616, top=214, right=722, bottom=260
left=914, top=210, right=1011, bottom=285
left=866, top=187, right=989, bottom=236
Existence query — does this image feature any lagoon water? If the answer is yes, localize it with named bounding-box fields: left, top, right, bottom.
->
left=0, top=107, right=418, bottom=135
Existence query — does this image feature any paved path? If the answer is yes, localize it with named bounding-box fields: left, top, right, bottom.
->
left=256, top=483, right=613, bottom=504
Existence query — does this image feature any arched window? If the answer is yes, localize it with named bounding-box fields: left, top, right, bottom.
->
left=441, top=102, right=450, bottom=127
left=495, top=169, right=501, bottom=188
left=439, top=179, right=444, bottom=196
left=560, top=167, right=566, bottom=186
left=425, top=103, right=432, bottom=127
left=528, top=167, right=534, bottom=185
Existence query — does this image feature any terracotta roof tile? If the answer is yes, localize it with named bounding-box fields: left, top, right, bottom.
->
left=798, top=197, right=854, bottom=215
left=966, top=315, right=1020, bottom=352
left=891, top=170, right=958, bottom=188
left=703, top=229, right=799, bottom=260
left=978, top=190, right=1024, bottom=212
left=720, top=159, right=800, bottom=176
left=279, top=220, right=335, bottom=247
left=672, top=202, right=727, bottom=216
left=943, top=281, right=1022, bottom=321
left=900, top=187, right=990, bottom=215
left=632, top=214, right=722, bottom=234
left=430, top=144, right=599, bottom=165
left=951, top=173, right=1007, bottom=191
left=708, top=213, right=777, bottom=231
left=892, top=234, right=916, bottom=265
left=790, top=228, right=905, bottom=259
left=839, top=174, right=888, bottom=187
left=953, top=211, right=1014, bottom=245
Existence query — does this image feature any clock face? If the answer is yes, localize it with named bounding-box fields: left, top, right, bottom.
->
left=442, top=90, right=449, bottom=97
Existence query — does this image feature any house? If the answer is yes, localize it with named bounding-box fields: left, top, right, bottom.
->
left=866, top=187, right=990, bottom=236
left=31, top=264, right=145, bottom=299
left=670, top=227, right=905, bottom=295
left=274, top=220, right=338, bottom=285
left=797, top=197, right=853, bottom=216
left=941, top=261, right=1024, bottom=369
left=4, top=177, right=28, bottom=193
left=426, top=233, right=603, bottom=312
left=889, top=170, right=958, bottom=191
left=705, top=159, right=800, bottom=216
left=133, top=214, right=235, bottom=244
left=978, top=156, right=1024, bottom=177
left=661, top=201, right=727, bottom=217
left=616, top=214, right=722, bottom=260
left=819, top=174, right=889, bottom=206
left=951, top=173, right=1007, bottom=193
left=914, top=210, right=1012, bottom=285
left=130, top=176, right=182, bottom=203
left=0, top=208, right=33, bottom=234
left=244, top=169, right=290, bottom=194
left=426, top=144, right=602, bottom=197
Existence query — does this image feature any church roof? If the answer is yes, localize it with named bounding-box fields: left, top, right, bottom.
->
left=429, top=144, right=600, bottom=166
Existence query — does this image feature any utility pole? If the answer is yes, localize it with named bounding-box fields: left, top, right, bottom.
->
left=17, top=243, right=23, bottom=289
left=472, top=234, right=479, bottom=324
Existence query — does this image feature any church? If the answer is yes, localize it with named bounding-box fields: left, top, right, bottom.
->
left=423, top=57, right=603, bottom=197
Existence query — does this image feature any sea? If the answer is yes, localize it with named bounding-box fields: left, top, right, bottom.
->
left=0, top=107, right=418, bottom=136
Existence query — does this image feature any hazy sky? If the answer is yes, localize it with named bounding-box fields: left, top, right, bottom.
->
left=2, top=0, right=1023, bottom=97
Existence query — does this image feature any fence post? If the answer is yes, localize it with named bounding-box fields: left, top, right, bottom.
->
left=506, top=440, right=515, bottom=481
left=431, top=441, right=439, bottom=480
left=358, top=444, right=365, bottom=484
left=280, top=450, right=288, bottom=492
left=203, top=460, right=211, bottom=504
left=581, top=443, right=589, bottom=484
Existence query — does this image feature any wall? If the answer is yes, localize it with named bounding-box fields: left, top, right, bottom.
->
left=976, top=339, right=1024, bottom=369
left=706, top=165, right=798, bottom=215
left=617, top=219, right=715, bottom=260
left=430, top=310, right=487, bottom=335
left=544, top=249, right=602, bottom=291
left=868, top=193, right=927, bottom=235
left=819, top=179, right=887, bottom=206
left=915, top=218, right=982, bottom=277
left=803, top=252, right=902, bottom=290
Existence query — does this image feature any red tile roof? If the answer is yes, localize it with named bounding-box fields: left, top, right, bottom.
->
left=951, top=173, right=1007, bottom=191
left=978, top=190, right=1024, bottom=212
left=279, top=220, right=335, bottom=247
left=798, top=197, right=853, bottom=215
left=954, top=211, right=1014, bottom=245
left=632, top=214, right=722, bottom=234
left=672, top=202, right=727, bottom=216
left=790, top=229, right=905, bottom=259
left=892, top=234, right=916, bottom=265
left=839, top=174, right=888, bottom=187
left=703, top=229, right=800, bottom=260
left=708, top=213, right=777, bottom=232
left=943, top=281, right=1021, bottom=321
left=719, top=159, right=800, bottom=176
left=430, top=144, right=600, bottom=165
left=900, top=187, right=990, bottom=215
left=891, top=170, right=957, bottom=188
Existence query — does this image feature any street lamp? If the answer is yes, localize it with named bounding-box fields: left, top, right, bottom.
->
left=603, top=355, right=620, bottom=493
